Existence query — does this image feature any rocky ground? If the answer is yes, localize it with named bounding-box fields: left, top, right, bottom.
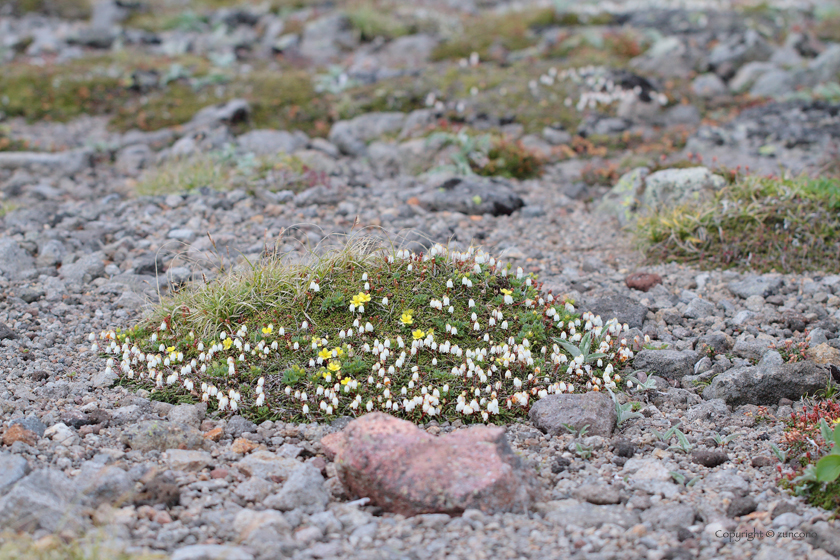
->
left=2, top=0, right=840, bottom=559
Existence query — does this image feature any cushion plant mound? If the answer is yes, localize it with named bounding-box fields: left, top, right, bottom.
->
left=93, top=237, right=636, bottom=424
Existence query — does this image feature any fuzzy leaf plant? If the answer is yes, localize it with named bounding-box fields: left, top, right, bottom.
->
left=93, top=236, right=637, bottom=425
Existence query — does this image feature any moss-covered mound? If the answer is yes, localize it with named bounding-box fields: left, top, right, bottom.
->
left=95, top=238, right=635, bottom=424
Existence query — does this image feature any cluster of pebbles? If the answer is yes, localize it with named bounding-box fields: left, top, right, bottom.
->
left=2, top=0, right=840, bottom=559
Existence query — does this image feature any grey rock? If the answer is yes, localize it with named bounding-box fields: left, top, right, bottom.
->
left=417, top=177, right=524, bottom=216
left=542, top=127, right=572, bottom=145
left=704, top=470, right=749, bottom=495
left=328, top=112, right=406, bottom=156
left=36, top=239, right=66, bottom=268
left=641, top=504, right=696, bottom=531
left=167, top=404, right=206, bottom=428
left=81, top=465, right=134, bottom=507
left=543, top=500, right=640, bottom=529
left=119, top=421, right=209, bottom=452
left=773, top=512, right=803, bottom=528
left=235, top=477, right=275, bottom=502
left=529, top=392, right=616, bottom=437
left=226, top=416, right=257, bottom=438
left=630, top=36, right=692, bottom=78
left=703, top=360, right=828, bottom=405
left=685, top=399, right=731, bottom=423
left=9, top=416, right=46, bottom=437
left=168, top=229, right=196, bottom=242
left=91, top=368, right=119, bottom=388
left=585, top=293, right=648, bottom=329
left=264, top=464, right=329, bottom=514
left=809, top=44, right=840, bottom=84
left=696, top=331, right=733, bottom=354
left=691, top=73, right=727, bottom=97
left=641, top=167, right=726, bottom=210
left=235, top=451, right=301, bottom=481
left=727, top=495, right=758, bottom=517
left=684, top=298, right=715, bottom=320
left=164, top=450, right=213, bottom=472
left=0, top=238, right=35, bottom=281
left=750, top=69, right=794, bottom=97
left=60, top=252, right=106, bottom=285
left=0, top=150, right=90, bottom=175
left=727, top=276, right=783, bottom=298
left=115, top=143, right=154, bottom=174
left=732, top=338, right=773, bottom=361
left=596, top=167, right=648, bottom=226
left=171, top=544, right=255, bottom=560
left=0, top=469, right=82, bottom=532
left=634, top=349, right=699, bottom=380
left=729, top=61, right=778, bottom=94
left=691, top=449, right=730, bottom=468
left=572, top=484, right=621, bottom=505
left=0, top=453, right=31, bottom=495
left=293, top=185, right=345, bottom=207
left=300, top=13, right=355, bottom=64
left=805, top=520, right=840, bottom=556
left=189, top=99, right=250, bottom=129
left=237, top=129, right=308, bottom=156
left=0, top=323, right=17, bottom=340
left=709, top=29, right=773, bottom=77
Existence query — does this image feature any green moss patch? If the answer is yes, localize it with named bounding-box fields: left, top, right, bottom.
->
left=95, top=238, right=636, bottom=425
left=136, top=151, right=328, bottom=196
left=637, top=174, right=840, bottom=273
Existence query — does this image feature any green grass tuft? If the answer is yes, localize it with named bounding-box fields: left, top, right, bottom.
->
left=636, top=174, right=840, bottom=273
left=95, top=236, right=636, bottom=425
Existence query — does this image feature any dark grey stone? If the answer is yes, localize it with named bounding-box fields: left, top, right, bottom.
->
left=529, top=392, right=616, bottom=437
left=633, top=349, right=699, bottom=380
left=585, top=293, right=648, bottom=329
left=417, top=177, right=525, bottom=217
left=702, top=360, right=828, bottom=406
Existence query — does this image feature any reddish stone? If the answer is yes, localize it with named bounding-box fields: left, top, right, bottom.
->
left=307, top=456, right=327, bottom=475
left=231, top=438, right=258, bottom=454
left=204, top=426, right=224, bottom=442
left=625, top=272, right=662, bottom=292
left=210, top=468, right=229, bottom=479
left=321, top=413, right=537, bottom=516
left=2, top=424, right=38, bottom=446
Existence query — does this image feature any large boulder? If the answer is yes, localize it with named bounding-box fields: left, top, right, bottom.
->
left=529, top=392, right=617, bottom=437
left=236, top=130, right=308, bottom=156
left=417, top=177, right=525, bottom=216
left=0, top=238, right=35, bottom=281
left=328, top=112, right=407, bottom=156
left=321, top=413, right=537, bottom=516
left=702, top=355, right=828, bottom=406
left=641, top=167, right=726, bottom=210
left=584, top=293, right=648, bottom=329
left=633, top=349, right=699, bottom=380
left=0, top=469, right=83, bottom=532
left=119, top=421, right=209, bottom=452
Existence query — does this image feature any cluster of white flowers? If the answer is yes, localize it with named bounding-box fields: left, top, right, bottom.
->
left=97, top=243, right=635, bottom=423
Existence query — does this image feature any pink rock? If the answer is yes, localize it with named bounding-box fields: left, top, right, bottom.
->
left=321, top=413, right=537, bottom=516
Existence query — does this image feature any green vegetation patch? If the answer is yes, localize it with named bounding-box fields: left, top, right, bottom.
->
left=637, top=175, right=840, bottom=273
left=94, top=238, right=637, bottom=425
left=136, top=151, right=329, bottom=196
left=426, top=131, right=543, bottom=180
left=8, top=0, right=91, bottom=19
left=0, top=531, right=164, bottom=560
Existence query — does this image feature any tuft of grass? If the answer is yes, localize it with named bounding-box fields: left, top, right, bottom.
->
left=346, top=4, right=410, bottom=42
left=10, top=0, right=91, bottom=18
left=94, top=236, right=636, bottom=425
left=136, top=151, right=329, bottom=196
left=0, top=531, right=164, bottom=560
left=430, top=10, right=545, bottom=61
left=637, top=174, right=840, bottom=273
left=426, top=131, right=543, bottom=180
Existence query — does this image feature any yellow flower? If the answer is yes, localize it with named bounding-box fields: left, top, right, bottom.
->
left=333, top=347, right=344, bottom=357
left=400, top=312, right=414, bottom=325
left=412, top=329, right=425, bottom=340
left=500, top=289, right=513, bottom=296
left=318, top=348, right=332, bottom=360
left=833, top=418, right=840, bottom=425
left=341, top=377, right=351, bottom=385
left=328, top=361, right=341, bottom=372
left=351, top=292, right=372, bottom=307
left=262, top=324, right=273, bottom=335
left=223, top=338, right=233, bottom=350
